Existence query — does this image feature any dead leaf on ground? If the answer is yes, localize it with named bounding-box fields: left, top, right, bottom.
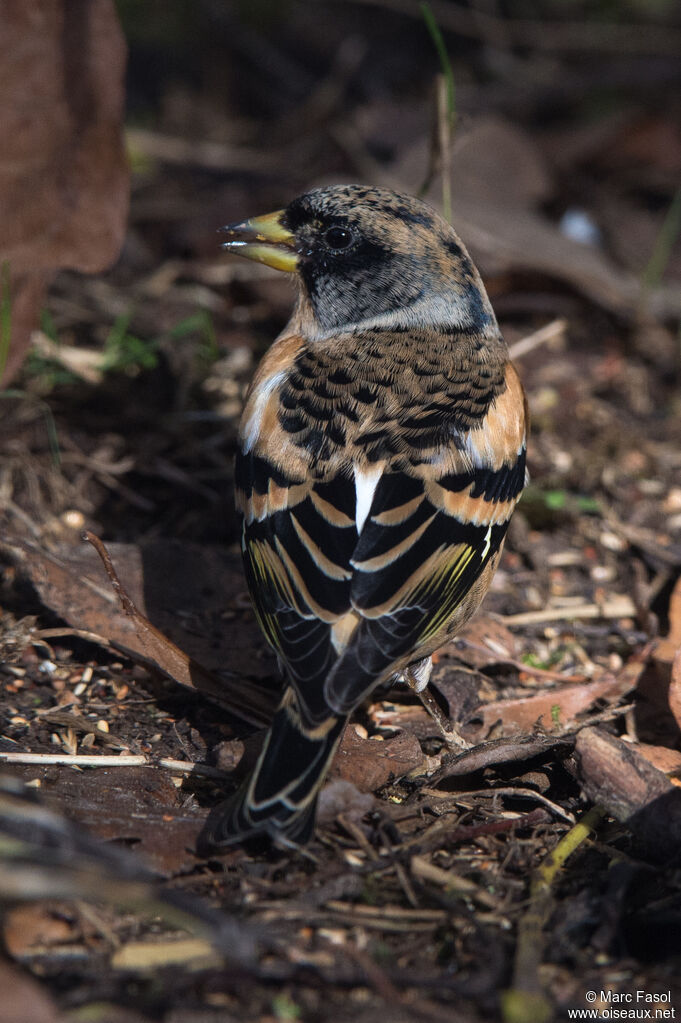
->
left=4, top=903, right=81, bottom=961
left=2, top=532, right=277, bottom=726
left=0, top=0, right=129, bottom=385
left=670, top=645, right=681, bottom=733
left=331, top=725, right=424, bottom=792
left=470, top=666, right=642, bottom=740
left=6, top=764, right=203, bottom=875
left=317, top=779, right=376, bottom=826
left=0, top=957, right=62, bottom=1023
left=391, top=117, right=642, bottom=316
left=446, top=613, right=519, bottom=669
left=429, top=733, right=575, bottom=784
left=633, top=741, right=681, bottom=775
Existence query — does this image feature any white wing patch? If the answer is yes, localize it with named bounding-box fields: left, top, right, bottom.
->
left=353, top=464, right=383, bottom=534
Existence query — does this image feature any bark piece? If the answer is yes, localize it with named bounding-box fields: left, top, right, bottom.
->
left=575, top=726, right=681, bottom=861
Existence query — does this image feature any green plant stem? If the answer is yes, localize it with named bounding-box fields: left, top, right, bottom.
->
left=643, top=183, right=681, bottom=289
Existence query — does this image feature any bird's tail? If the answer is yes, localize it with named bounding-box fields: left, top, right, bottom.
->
left=200, top=693, right=347, bottom=850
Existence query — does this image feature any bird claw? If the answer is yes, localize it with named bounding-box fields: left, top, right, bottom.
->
left=401, top=658, right=471, bottom=750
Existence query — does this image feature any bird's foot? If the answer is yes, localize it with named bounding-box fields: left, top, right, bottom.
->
left=403, top=658, right=471, bottom=751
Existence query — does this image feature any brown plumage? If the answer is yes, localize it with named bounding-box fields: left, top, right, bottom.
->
left=200, top=184, right=528, bottom=850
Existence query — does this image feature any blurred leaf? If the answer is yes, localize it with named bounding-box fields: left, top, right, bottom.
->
left=0, top=0, right=128, bottom=385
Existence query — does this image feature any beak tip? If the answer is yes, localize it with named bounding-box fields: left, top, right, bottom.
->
left=218, top=209, right=297, bottom=271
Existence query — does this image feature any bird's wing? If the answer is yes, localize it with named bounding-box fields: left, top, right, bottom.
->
left=321, top=442, right=526, bottom=714
left=236, top=444, right=361, bottom=726
left=237, top=337, right=527, bottom=726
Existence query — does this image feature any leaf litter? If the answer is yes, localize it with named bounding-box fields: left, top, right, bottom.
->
left=1, top=3, right=681, bottom=1021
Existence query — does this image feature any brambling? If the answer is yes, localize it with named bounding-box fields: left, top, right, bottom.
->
left=202, top=184, right=528, bottom=849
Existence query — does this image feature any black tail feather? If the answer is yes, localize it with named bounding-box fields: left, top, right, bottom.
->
left=199, top=701, right=347, bottom=851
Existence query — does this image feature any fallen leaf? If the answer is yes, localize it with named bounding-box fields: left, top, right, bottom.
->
left=0, top=0, right=129, bottom=384
left=0, top=957, right=62, bottom=1023
left=331, top=725, right=423, bottom=792
left=392, top=117, right=642, bottom=315
left=2, top=532, right=277, bottom=726
left=670, top=645, right=681, bottom=732
left=447, top=613, right=519, bottom=668
left=3, top=904, right=76, bottom=961
left=633, top=742, right=681, bottom=775
left=430, top=733, right=575, bottom=784
left=5, top=764, right=203, bottom=876
left=471, top=670, right=640, bottom=739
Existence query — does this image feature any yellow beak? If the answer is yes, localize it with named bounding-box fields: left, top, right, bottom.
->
left=220, top=210, right=298, bottom=272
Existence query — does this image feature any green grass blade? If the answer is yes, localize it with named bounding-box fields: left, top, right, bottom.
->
left=643, top=183, right=681, bottom=290
left=420, top=2, right=456, bottom=128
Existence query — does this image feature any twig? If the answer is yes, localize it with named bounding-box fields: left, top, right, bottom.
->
left=0, top=750, right=228, bottom=778
left=0, top=752, right=148, bottom=767
left=508, top=319, right=567, bottom=360
left=410, top=854, right=499, bottom=909
left=500, top=595, right=637, bottom=626
left=126, top=127, right=279, bottom=173
left=502, top=805, right=606, bottom=1023
left=419, top=786, right=575, bottom=824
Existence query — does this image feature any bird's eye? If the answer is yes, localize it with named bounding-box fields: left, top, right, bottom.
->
left=323, top=226, right=354, bottom=251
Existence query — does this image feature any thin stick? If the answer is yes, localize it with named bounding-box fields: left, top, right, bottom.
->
left=419, top=786, right=575, bottom=824
left=508, top=318, right=566, bottom=360
left=0, top=751, right=228, bottom=778
left=501, top=595, right=636, bottom=627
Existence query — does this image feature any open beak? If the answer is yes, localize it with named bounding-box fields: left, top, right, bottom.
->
left=220, top=210, right=298, bottom=272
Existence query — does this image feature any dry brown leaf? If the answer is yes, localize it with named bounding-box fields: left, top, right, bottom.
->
left=0, top=957, right=62, bottom=1023
left=0, top=0, right=128, bottom=384
left=670, top=645, right=681, bottom=732
left=6, top=764, right=203, bottom=876
left=447, top=613, right=519, bottom=668
left=317, top=779, right=376, bottom=826
left=331, top=725, right=423, bottom=792
left=392, top=118, right=640, bottom=315
left=3, top=904, right=76, bottom=961
left=472, top=666, right=642, bottom=739
left=655, top=575, right=681, bottom=664
left=3, top=532, right=277, bottom=726
left=633, top=741, right=681, bottom=775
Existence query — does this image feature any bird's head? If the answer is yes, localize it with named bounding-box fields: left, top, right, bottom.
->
left=221, top=184, right=497, bottom=339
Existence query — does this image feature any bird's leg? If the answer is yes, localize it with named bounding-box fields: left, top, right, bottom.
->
left=403, top=657, right=471, bottom=750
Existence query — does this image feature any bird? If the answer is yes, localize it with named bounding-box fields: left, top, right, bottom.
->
left=201, top=184, right=528, bottom=850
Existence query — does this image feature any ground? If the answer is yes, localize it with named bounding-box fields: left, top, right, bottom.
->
left=1, top=4, right=681, bottom=1022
